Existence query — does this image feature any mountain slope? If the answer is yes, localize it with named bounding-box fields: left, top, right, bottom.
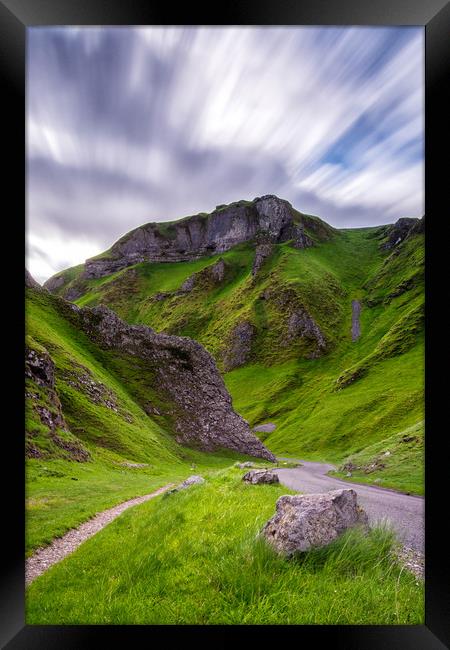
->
left=42, top=198, right=424, bottom=489
left=26, top=277, right=273, bottom=462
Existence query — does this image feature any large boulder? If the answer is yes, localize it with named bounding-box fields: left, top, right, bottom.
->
left=261, top=489, right=368, bottom=554
left=243, top=469, right=280, bottom=484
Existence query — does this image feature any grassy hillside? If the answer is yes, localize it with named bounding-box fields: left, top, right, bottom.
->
left=27, top=468, right=423, bottom=625
left=42, top=224, right=424, bottom=492
left=25, top=216, right=425, bottom=626
left=25, top=286, right=260, bottom=554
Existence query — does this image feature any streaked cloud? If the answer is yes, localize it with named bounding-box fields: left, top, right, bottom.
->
left=27, top=26, right=424, bottom=283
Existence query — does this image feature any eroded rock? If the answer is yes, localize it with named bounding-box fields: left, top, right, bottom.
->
left=243, top=469, right=280, bottom=484
left=25, top=344, right=90, bottom=462
left=178, top=475, right=205, bottom=490
left=223, top=321, right=255, bottom=371
left=65, top=304, right=275, bottom=461
left=252, top=243, right=273, bottom=277
left=261, top=489, right=369, bottom=554
left=381, top=218, right=420, bottom=250
left=76, top=196, right=334, bottom=281
left=253, top=423, right=277, bottom=433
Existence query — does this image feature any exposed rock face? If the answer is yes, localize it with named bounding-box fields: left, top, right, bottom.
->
left=59, top=363, right=133, bottom=420
left=25, top=345, right=90, bottom=461
left=381, top=217, right=420, bottom=250
left=261, top=489, right=369, bottom=554
left=25, top=269, right=42, bottom=290
left=180, top=258, right=227, bottom=293
left=243, top=469, right=280, bottom=484
left=223, top=321, right=255, bottom=371
left=252, top=243, right=273, bottom=277
left=287, top=308, right=327, bottom=357
left=64, top=304, right=274, bottom=461
left=81, top=196, right=332, bottom=280
left=292, top=225, right=314, bottom=249
left=261, top=285, right=327, bottom=358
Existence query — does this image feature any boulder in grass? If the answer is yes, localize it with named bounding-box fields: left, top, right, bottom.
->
left=166, top=475, right=205, bottom=496
left=261, top=488, right=369, bottom=554
left=178, top=475, right=205, bottom=490
left=243, top=469, right=280, bottom=485
left=236, top=461, right=255, bottom=469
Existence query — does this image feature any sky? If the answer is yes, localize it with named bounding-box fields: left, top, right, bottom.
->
left=26, top=26, right=424, bottom=284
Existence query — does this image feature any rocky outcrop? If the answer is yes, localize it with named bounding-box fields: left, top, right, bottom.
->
left=180, top=258, right=227, bottom=292
left=78, top=196, right=333, bottom=280
left=25, top=269, right=42, bottom=290
left=252, top=243, right=273, bottom=277
left=380, top=217, right=420, bottom=250
left=60, top=303, right=274, bottom=461
left=291, top=224, right=314, bottom=249
left=286, top=308, right=327, bottom=357
left=59, top=362, right=133, bottom=421
left=261, top=489, right=369, bottom=554
left=261, top=285, right=327, bottom=359
left=243, top=469, right=280, bottom=484
left=223, top=321, right=255, bottom=371
left=25, top=344, right=90, bottom=461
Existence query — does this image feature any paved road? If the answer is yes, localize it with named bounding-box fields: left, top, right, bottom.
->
left=274, top=459, right=424, bottom=552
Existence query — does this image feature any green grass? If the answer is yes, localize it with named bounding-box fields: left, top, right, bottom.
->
left=329, top=421, right=424, bottom=495
left=39, top=226, right=424, bottom=493
left=26, top=448, right=253, bottom=556
left=26, top=469, right=423, bottom=625
left=25, top=286, right=260, bottom=554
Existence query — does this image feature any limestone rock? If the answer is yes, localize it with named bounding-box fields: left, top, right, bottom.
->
left=25, top=268, right=42, bottom=290
left=243, top=469, right=280, bottom=484
left=252, top=243, right=273, bottom=277
left=178, top=475, right=205, bottom=490
left=236, top=461, right=255, bottom=469
left=180, top=258, right=227, bottom=293
left=261, top=489, right=369, bottom=554
left=287, top=308, right=327, bottom=358
left=77, top=196, right=334, bottom=281
left=223, top=321, right=255, bottom=371
left=25, top=344, right=90, bottom=462
left=65, top=304, right=275, bottom=461
left=381, top=217, right=419, bottom=250
left=253, top=423, right=277, bottom=433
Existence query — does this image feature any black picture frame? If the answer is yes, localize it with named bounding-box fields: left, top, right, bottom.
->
left=2, top=0, right=449, bottom=647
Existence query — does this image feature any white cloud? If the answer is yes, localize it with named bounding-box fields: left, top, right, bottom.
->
left=27, top=26, right=424, bottom=282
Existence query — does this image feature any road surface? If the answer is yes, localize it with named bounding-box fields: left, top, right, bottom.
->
left=274, top=459, right=424, bottom=552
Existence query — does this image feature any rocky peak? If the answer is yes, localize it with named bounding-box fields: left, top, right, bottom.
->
left=78, top=196, right=329, bottom=281
left=381, top=217, right=420, bottom=250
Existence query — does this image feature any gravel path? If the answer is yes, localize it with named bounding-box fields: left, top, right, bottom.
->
left=351, top=299, right=361, bottom=341
left=274, top=459, right=424, bottom=577
left=26, top=483, right=175, bottom=585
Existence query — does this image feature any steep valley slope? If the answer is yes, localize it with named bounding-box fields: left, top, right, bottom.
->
left=25, top=272, right=275, bottom=552
left=42, top=196, right=425, bottom=493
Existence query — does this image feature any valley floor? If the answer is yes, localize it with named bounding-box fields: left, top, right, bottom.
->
left=25, top=465, right=424, bottom=625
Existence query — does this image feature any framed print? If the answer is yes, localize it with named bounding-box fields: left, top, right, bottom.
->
left=2, top=0, right=449, bottom=647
